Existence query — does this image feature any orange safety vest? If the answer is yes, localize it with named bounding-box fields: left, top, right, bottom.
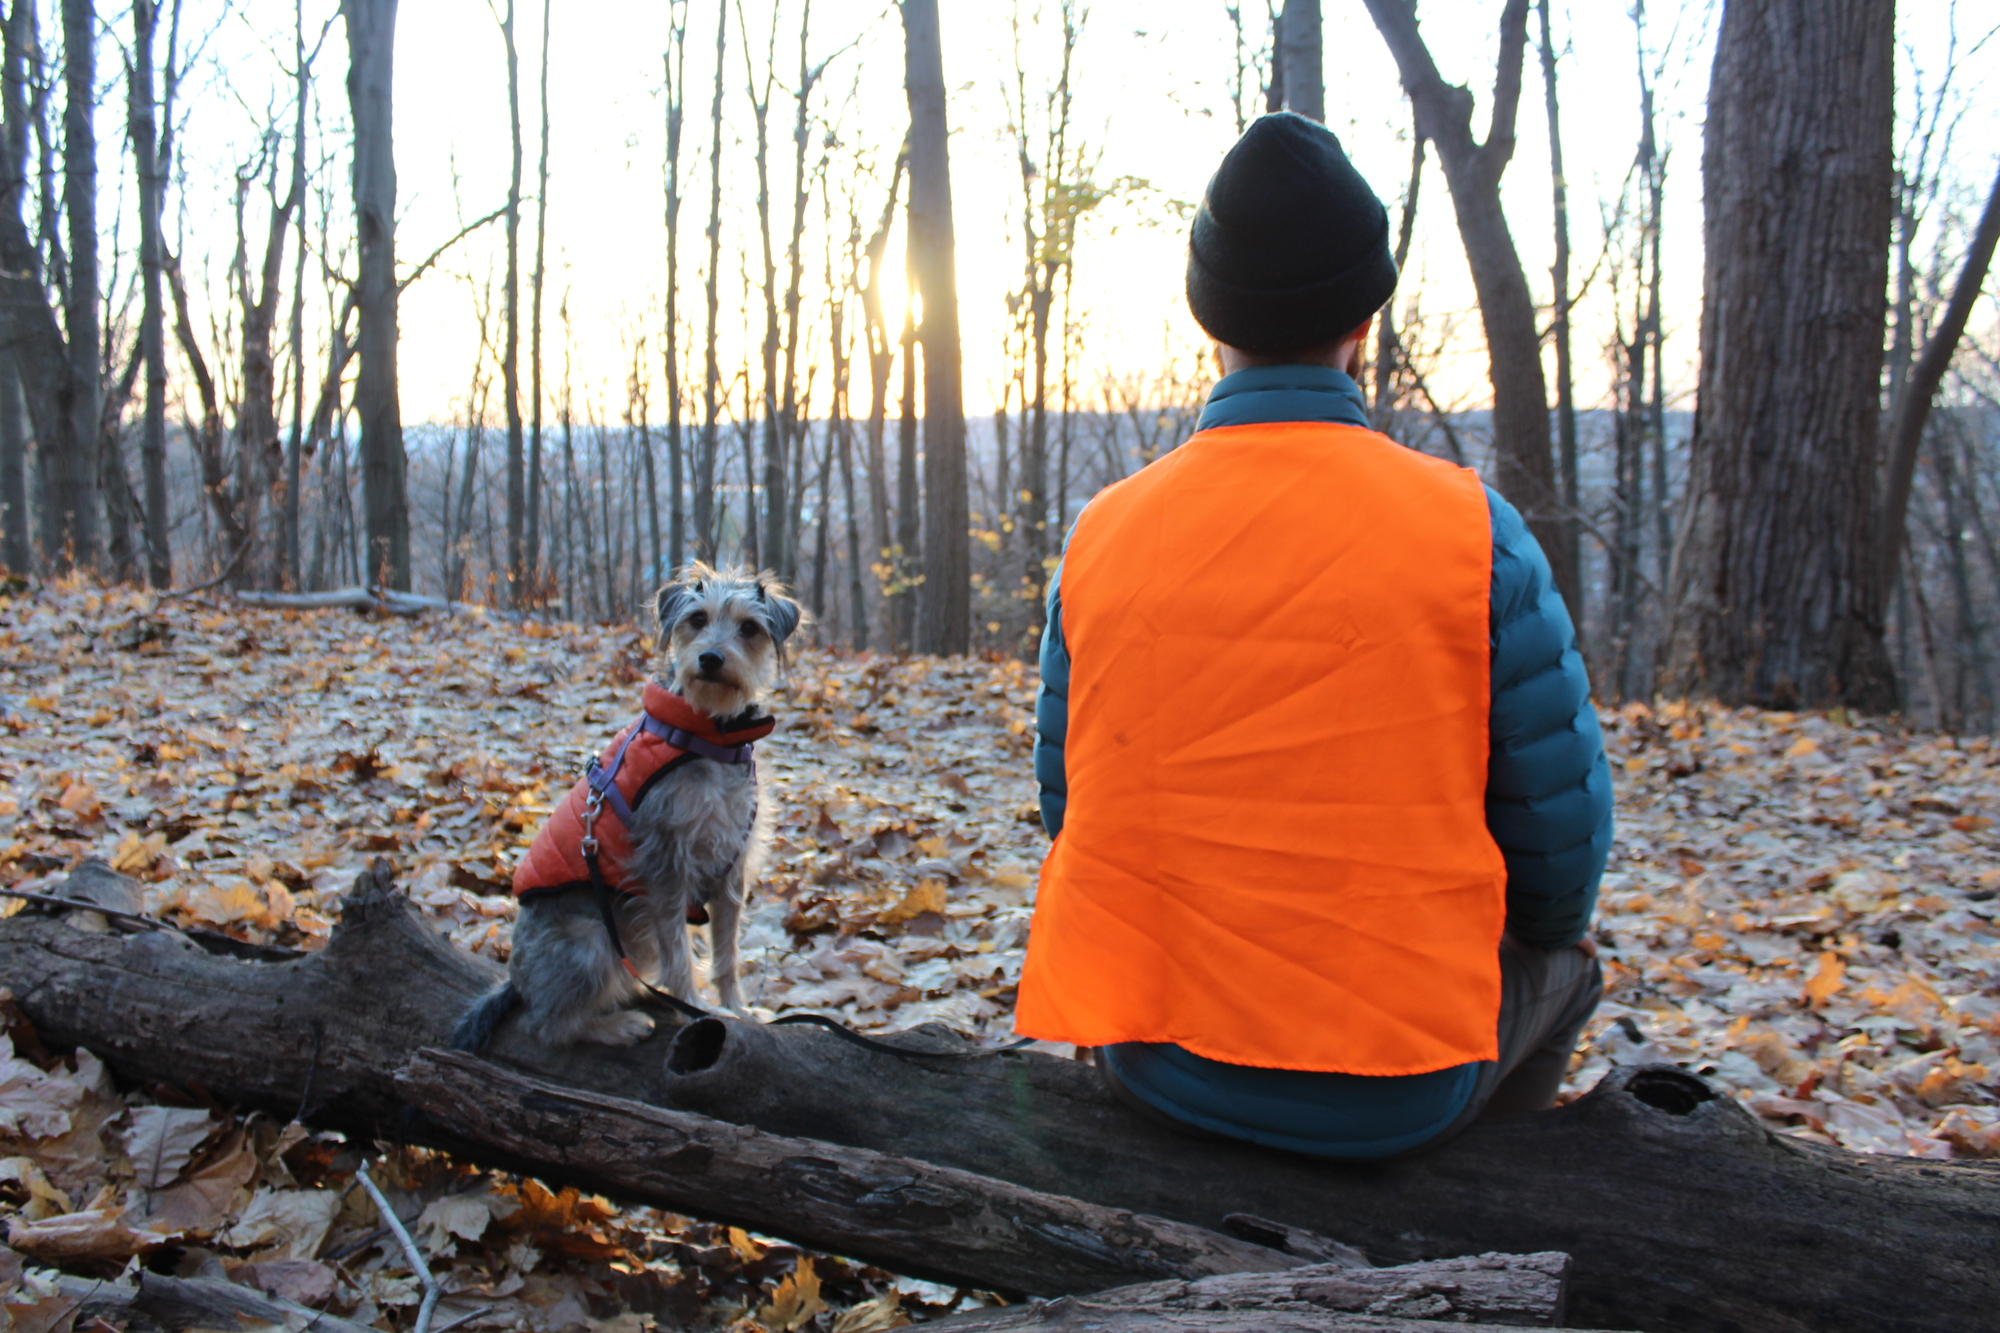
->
left=1015, top=421, right=1507, bottom=1076
left=514, top=682, right=774, bottom=903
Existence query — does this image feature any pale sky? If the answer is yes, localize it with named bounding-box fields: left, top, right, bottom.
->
left=153, top=0, right=1999, bottom=430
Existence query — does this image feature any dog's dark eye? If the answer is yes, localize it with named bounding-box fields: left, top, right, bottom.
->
left=739, top=620, right=762, bottom=639
left=687, top=611, right=708, bottom=630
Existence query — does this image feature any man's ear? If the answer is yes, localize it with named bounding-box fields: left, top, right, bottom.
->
left=755, top=582, right=802, bottom=643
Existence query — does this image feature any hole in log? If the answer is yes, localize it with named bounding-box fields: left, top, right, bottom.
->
left=667, top=1017, right=729, bottom=1074
left=1628, top=1068, right=1717, bottom=1116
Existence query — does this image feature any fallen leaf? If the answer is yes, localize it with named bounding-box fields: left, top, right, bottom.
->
left=136, top=1131, right=258, bottom=1235
left=119, top=1105, right=215, bottom=1188
left=0, top=1034, right=84, bottom=1140
left=0, top=1158, right=71, bottom=1218
left=217, top=1187, right=341, bottom=1261
left=877, top=880, right=947, bottom=927
left=831, top=1290, right=910, bottom=1332
left=6, top=1190, right=163, bottom=1262
left=758, top=1257, right=827, bottom=1333
left=1804, top=952, right=1846, bottom=1009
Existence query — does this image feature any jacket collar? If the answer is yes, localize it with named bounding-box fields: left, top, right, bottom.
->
left=640, top=681, right=776, bottom=743
left=1196, top=363, right=1371, bottom=432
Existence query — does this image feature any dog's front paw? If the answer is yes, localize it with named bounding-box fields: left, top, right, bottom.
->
left=581, top=1010, right=658, bottom=1046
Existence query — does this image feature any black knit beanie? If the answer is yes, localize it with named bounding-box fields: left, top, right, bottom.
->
left=1186, top=113, right=1398, bottom=356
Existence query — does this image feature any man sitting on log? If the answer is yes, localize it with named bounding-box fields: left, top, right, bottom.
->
left=1016, top=113, right=1614, bottom=1161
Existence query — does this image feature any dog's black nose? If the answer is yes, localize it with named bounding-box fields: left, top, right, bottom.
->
left=698, top=651, right=724, bottom=674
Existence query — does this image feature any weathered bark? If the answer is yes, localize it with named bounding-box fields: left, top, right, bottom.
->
left=901, top=0, right=968, bottom=655
left=1659, top=0, right=1896, bottom=710
left=398, top=1047, right=1301, bottom=1298
left=1877, top=160, right=2000, bottom=605
left=1275, top=0, right=1323, bottom=122
left=51, top=0, right=99, bottom=574
left=1360, top=0, right=1577, bottom=620
left=923, top=1251, right=1573, bottom=1330
left=4, top=867, right=1999, bottom=1333
left=0, top=1, right=85, bottom=581
left=341, top=0, right=410, bottom=590
left=0, top=356, right=25, bottom=572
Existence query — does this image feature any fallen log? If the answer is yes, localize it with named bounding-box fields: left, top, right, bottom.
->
left=397, top=1046, right=1300, bottom=1297
left=4, top=864, right=1998, bottom=1333
left=914, top=1251, right=1573, bottom=1329
left=235, top=587, right=527, bottom=621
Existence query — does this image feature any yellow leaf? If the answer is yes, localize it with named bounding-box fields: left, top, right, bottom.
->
left=727, top=1225, right=767, bottom=1264
left=1785, top=737, right=1819, bottom=758
left=1804, top=951, right=1845, bottom=1009
left=758, top=1258, right=828, bottom=1333
left=876, top=879, right=948, bottom=926
left=832, top=1291, right=910, bottom=1332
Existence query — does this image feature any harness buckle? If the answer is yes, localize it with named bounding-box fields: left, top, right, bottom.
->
left=580, top=786, right=605, bottom=858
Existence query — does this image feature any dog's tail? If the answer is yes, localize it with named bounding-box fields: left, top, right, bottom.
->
left=451, top=982, right=522, bottom=1054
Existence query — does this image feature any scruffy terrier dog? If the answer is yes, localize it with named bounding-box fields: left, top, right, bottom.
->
left=454, top=564, right=800, bottom=1050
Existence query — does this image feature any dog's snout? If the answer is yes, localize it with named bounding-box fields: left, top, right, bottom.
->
left=698, top=650, right=724, bottom=674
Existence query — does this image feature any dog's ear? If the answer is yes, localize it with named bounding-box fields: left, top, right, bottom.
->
left=656, top=582, right=697, bottom=630
left=755, top=581, right=802, bottom=644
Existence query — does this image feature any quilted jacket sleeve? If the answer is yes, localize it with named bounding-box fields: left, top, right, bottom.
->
left=1484, top=487, right=1613, bottom=948
left=1035, top=562, right=1070, bottom=837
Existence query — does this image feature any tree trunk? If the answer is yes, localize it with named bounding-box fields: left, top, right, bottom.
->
left=893, top=294, right=919, bottom=651
left=526, top=0, right=551, bottom=592
left=774, top=1, right=819, bottom=588
left=745, top=9, right=786, bottom=582
left=1876, top=159, right=2000, bottom=605
left=500, top=0, right=525, bottom=603
left=0, top=3, right=83, bottom=582
left=0, top=356, right=25, bottom=572
left=1360, top=0, right=1577, bottom=622
left=902, top=0, right=967, bottom=655
left=1535, top=0, right=1577, bottom=631
left=5, top=866, right=1999, bottom=1333
left=859, top=150, right=904, bottom=648
left=1659, top=0, right=1896, bottom=710
left=279, top=3, right=312, bottom=591
left=341, top=0, right=410, bottom=590
left=661, top=1, right=686, bottom=575
left=54, top=0, right=99, bottom=574
left=695, top=0, right=726, bottom=562
left=1275, top=0, right=1322, bottom=122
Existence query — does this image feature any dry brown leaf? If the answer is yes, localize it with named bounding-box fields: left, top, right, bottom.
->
left=6, top=1190, right=162, bottom=1262
left=118, top=1106, right=215, bottom=1188
left=135, top=1131, right=258, bottom=1236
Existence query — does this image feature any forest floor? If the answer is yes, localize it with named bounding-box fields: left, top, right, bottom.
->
left=1, top=578, right=1998, bottom=1331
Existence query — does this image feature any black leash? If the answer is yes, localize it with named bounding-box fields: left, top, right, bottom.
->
left=583, top=846, right=1032, bottom=1063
